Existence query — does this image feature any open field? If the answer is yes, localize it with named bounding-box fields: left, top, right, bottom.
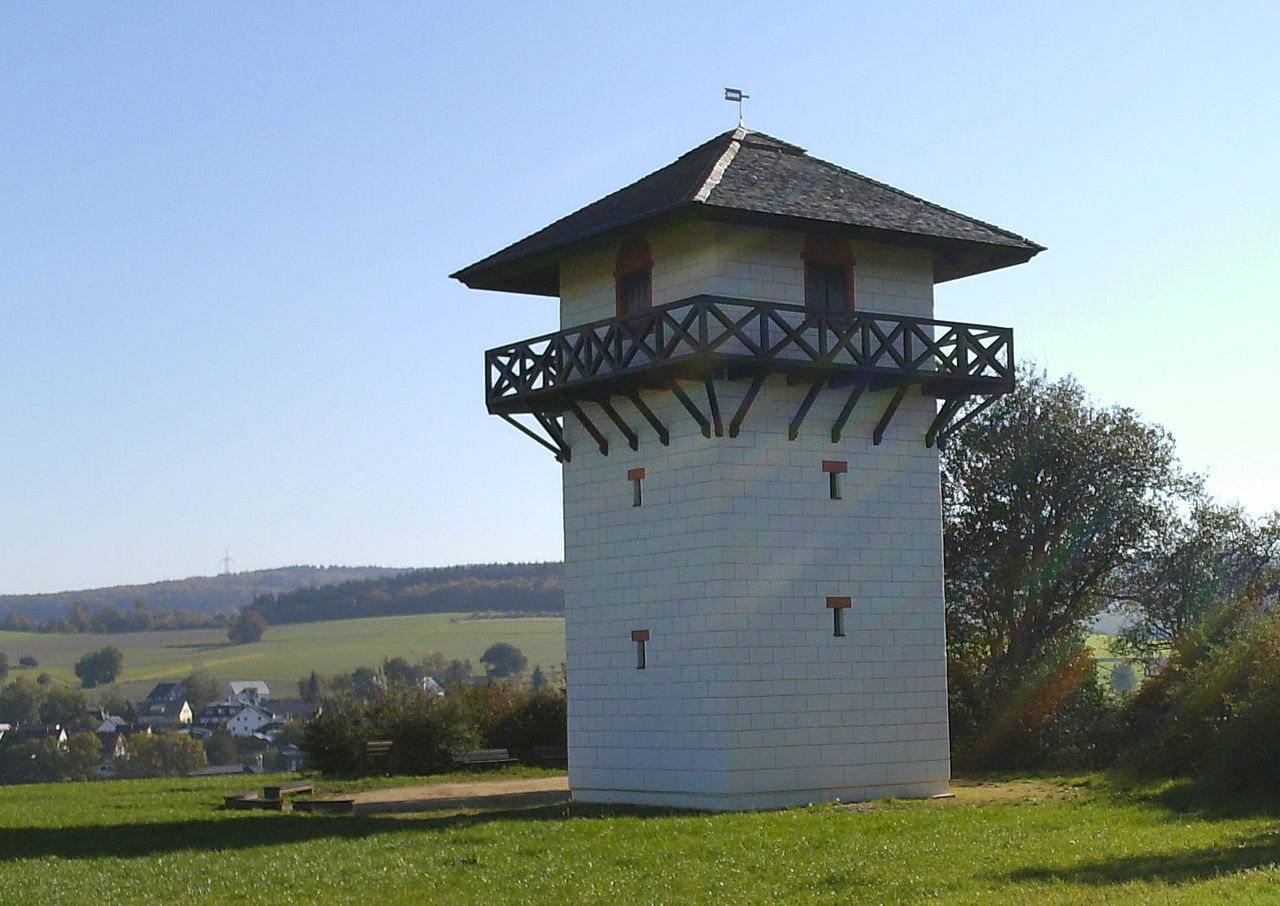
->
left=0, top=613, right=565, bottom=701
left=1, top=772, right=1279, bottom=905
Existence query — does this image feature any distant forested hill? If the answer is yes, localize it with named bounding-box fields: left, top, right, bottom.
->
left=247, top=562, right=564, bottom=625
left=0, top=565, right=410, bottom=624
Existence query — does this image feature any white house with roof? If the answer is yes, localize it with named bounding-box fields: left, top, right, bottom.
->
left=199, top=699, right=277, bottom=738
left=226, top=681, right=270, bottom=704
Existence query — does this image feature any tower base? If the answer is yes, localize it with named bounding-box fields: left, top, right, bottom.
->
left=571, top=778, right=949, bottom=812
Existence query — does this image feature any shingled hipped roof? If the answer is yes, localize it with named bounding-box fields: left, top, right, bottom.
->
left=452, top=127, right=1044, bottom=295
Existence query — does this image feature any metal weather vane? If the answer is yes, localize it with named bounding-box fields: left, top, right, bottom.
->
left=724, top=87, right=749, bottom=126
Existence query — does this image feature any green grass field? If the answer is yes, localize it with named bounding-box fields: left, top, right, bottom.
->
left=0, top=613, right=565, bottom=701
left=1, top=772, right=1278, bottom=905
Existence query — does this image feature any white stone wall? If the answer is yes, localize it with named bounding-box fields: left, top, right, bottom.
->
left=558, top=222, right=948, bottom=810
left=560, top=222, right=933, bottom=328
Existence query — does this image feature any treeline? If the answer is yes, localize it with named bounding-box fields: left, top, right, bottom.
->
left=2, top=603, right=229, bottom=635
left=0, top=565, right=410, bottom=624
left=247, top=562, right=563, bottom=625
left=942, top=368, right=1280, bottom=785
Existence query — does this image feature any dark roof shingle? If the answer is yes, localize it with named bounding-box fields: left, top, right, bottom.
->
left=452, top=128, right=1043, bottom=294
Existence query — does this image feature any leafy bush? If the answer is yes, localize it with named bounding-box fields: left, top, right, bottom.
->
left=1116, top=612, right=1280, bottom=790
left=950, top=636, right=1111, bottom=771
left=488, top=688, right=567, bottom=759
left=300, top=682, right=566, bottom=776
left=119, top=733, right=207, bottom=778
left=301, top=687, right=477, bottom=775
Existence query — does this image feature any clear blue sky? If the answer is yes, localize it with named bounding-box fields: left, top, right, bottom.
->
left=3, top=2, right=1277, bottom=594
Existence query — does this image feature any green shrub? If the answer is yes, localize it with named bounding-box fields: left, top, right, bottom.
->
left=299, top=682, right=566, bottom=776
left=950, top=637, right=1111, bottom=771
left=488, top=688, right=566, bottom=759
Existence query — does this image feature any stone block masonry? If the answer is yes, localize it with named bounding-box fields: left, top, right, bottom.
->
left=558, top=222, right=948, bottom=810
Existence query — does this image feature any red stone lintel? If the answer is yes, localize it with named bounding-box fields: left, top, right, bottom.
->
left=825, top=596, right=852, bottom=609
left=631, top=629, right=650, bottom=642
left=821, top=460, right=848, bottom=474
left=627, top=467, right=646, bottom=481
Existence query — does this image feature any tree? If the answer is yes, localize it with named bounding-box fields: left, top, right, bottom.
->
left=1114, top=499, right=1280, bottom=658
left=62, top=733, right=101, bottom=781
left=298, top=671, right=324, bottom=705
left=39, top=685, right=90, bottom=730
left=942, top=369, right=1190, bottom=768
left=0, top=678, right=42, bottom=724
left=442, top=658, right=474, bottom=686
left=18, top=656, right=37, bottom=668
left=383, top=656, right=420, bottom=687
left=102, top=693, right=137, bottom=722
left=74, top=646, right=124, bottom=688
left=481, top=643, right=528, bottom=678
left=181, top=668, right=223, bottom=712
left=530, top=665, right=547, bottom=690
left=227, top=610, right=267, bottom=645
left=0, top=653, right=7, bottom=683
left=120, top=733, right=206, bottom=778
left=204, top=731, right=239, bottom=766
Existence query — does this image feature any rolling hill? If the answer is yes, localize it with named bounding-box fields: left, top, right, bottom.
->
left=0, top=611, right=566, bottom=703
left=0, top=566, right=411, bottom=623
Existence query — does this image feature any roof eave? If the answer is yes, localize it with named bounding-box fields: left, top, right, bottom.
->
left=451, top=202, right=1044, bottom=296
left=450, top=205, right=705, bottom=296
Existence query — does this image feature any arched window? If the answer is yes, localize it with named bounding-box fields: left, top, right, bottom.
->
left=803, top=236, right=855, bottom=314
left=615, top=238, right=653, bottom=317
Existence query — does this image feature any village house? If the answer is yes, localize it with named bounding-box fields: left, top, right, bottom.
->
left=225, top=681, right=270, bottom=705
left=197, top=699, right=276, bottom=738
left=133, top=683, right=193, bottom=729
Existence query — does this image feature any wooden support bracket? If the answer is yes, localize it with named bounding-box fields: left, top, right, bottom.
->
left=566, top=401, right=609, bottom=456
left=597, top=398, right=639, bottom=451
left=831, top=378, right=869, bottom=443
left=728, top=374, right=767, bottom=438
left=789, top=380, right=826, bottom=441
left=669, top=381, right=712, bottom=438
left=872, top=384, right=911, bottom=446
left=625, top=391, right=670, bottom=446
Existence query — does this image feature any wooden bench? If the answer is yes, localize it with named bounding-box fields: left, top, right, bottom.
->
left=294, top=798, right=355, bottom=814
left=223, top=792, right=284, bottom=811
left=530, top=745, right=568, bottom=767
left=262, top=781, right=314, bottom=800
left=223, top=791, right=258, bottom=809
left=451, top=748, right=518, bottom=767
left=364, top=740, right=394, bottom=776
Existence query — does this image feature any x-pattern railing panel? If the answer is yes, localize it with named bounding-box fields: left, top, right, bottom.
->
left=486, top=295, right=1013, bottom=409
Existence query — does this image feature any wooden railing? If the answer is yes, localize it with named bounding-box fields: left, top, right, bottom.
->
left=485, top=295, right=1012, bottom=414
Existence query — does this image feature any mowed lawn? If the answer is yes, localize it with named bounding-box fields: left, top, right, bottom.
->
left=1, top=773, right=1279, bottom=905
left=0, top=613, right=565, bottom=700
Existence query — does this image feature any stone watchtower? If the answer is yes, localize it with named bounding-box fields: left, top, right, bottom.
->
left=453, top=127, right=1042, bottom=809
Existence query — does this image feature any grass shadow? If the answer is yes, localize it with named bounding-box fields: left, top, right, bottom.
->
left=1148, top=781, right=1280, bottom=821
left=1098, top=773, right=1280, bottom=822
left=1004, top=831, right=1280, bottom=887
left=0, top=802, right=702, bottom=862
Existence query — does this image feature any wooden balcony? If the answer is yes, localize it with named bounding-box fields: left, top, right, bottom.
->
left=484, top=295, right=1013, bottom=459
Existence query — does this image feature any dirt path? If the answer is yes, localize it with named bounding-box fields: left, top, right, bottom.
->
left=349, top=776, right=570, bottom=815
left=330, top=776, right=1074, bottom=816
